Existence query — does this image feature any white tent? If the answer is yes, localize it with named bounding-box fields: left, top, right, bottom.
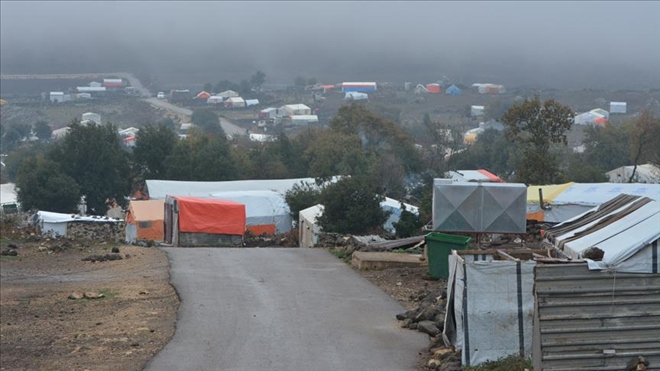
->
left=545, top=195, right=660, bottom=273
left=299, top=205, right=324, bottom=248
left=207, top=96, right=223, bottom=104
left=145, top=178, right=338, bottom=200
left=217, top=90, right=239, bottom=98
left=1, top=183, right=17, bottom=206
left=380, top=197, right=419, bottom=234
left=245, top=99, right=259, bottom=107
left=209, top=190, right=292, bottom=234
left=344, top=92, right=368, bottom=101
left=36, top=211, right=121, bottom=237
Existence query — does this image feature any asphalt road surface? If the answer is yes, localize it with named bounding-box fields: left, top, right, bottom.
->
left=146, top=248, right=427, bottom=371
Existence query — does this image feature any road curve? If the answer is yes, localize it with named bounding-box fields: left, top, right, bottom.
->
left=145, top=248, right=427, bottom=371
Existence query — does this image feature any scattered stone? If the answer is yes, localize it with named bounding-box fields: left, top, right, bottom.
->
left=396, top=312, right=408, bottom=321
left=583, top=246, right=605, bottom=261
left=8, top=243, right=19, bottom=249
left=428, top=359, right=441, bottom=368
left=1, top=248, right=18, bottom=256
left=111, top=246, right=120, bottom=253
left=82, top=253, right=123, bottom=262
left=415, top=305, right=439, bottom=322
left=38, top=245, right=49, bottom=252
left=433, top=348, right=453, bottom=358
left=130, top=342, right=140, bottom=347
left=401, top=318, right=412, bottom=328
left=139, top=290, right=149, bottom=295
left=417, top=321, right=440, bottom=336
left=69, top=292, right=84, bottom=300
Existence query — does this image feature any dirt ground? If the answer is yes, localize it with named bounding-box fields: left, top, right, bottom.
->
left=357, top=266, right=444, bottom=311
left=0, top=241, right=178, bottom=371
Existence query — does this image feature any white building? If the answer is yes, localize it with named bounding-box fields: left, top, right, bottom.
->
left=76, top=87, right=106, bottom=93
left=290, top=115, right=319, bottom=125
left=217, top=90, right=239, bottom=99
left=49, top=92, right=71, bottom=103
left=471, top=105, right=485, bottom=117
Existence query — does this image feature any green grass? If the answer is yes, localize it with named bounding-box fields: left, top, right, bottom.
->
left=0, top=255, right=19, bottom=261
left=98, top=288, right=119, bottom=299
left=463, top=355, right=531, bottom=371
left=329, top=248, right=352, bottom=262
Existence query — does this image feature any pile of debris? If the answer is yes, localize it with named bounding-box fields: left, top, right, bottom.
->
left=317, top=233, right=424, bottom=255
left=243, top=229, right=299, bottom=247
left=396, top=286, right=462, bottom=371
left=67, top=222, right=125, bottom=242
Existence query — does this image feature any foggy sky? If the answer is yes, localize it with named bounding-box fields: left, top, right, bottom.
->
left=1, top=1, right=659, bottom=89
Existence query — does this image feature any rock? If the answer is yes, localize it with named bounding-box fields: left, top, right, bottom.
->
left=38, top=246, right=49, bottom=252
left=583, top=246, right=605, bottom=261
left=439, top=363, right=461, bottom=371
left=139, top=290, right=149, bottom=295
left=8, top=243, right=19, bottom=249
left=433, top=348, right=453, bottom=358
left=82, top=253, right=123, bottom=262
left=401, top=318, right=412, bottom=328
left=111, top=246, right=120, bottom=253
left=1, top=248, right=18, bottom=256
left=396, top=312, right=408, bottom=320
left=428, top=359, right=441, bottom=368
left=434, top=313, right=445, bottom=324
left=130, top=342, right=140, bottom=347
left=84, top=292, right=104, bottom=299
left=417, top=320, right=440, bottom=336
left=408, top=322, right=418, bottom=330
left=69, top=292, right=84, bottom=300
left=415, top=305, right=439, bottom=322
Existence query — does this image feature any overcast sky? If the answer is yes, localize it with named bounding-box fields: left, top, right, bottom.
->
left=1, top=1, right=659, bottom=89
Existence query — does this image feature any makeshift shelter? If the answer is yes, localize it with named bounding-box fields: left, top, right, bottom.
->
left=526, top=182, right=660, bottom=223
left=146, top=177, right=338, bottom=200
left=207, top=96, right=223, bottom=104
left=609, top=101, right=627, bottom=114
left=526, top=182, right=574, bottom=220
left=196, top=91, right=211, bottom=100
left=1, top=183, right=18, bottom=213
left=445, top=85, right=461, bottom=95
left=290, top=115, right=319, bottom=125
left=217, top=90, right=239, bottom=99
left=299, top=205, right=324, bottom=248
left=344, top=92, right=368, bottom=101
left=543, top=194, right=660, bottom=273
left=245, top=99, right=259, bottom=107
left=164, top=196, right=246, bottom=247
left=341, top=82, right=377, bottom=92
left=125, top=200, right=165, bottom=243
left=444, top=250, right=537, bottom=366
left=426, top=83, right=441, bottom=93
left=224, top=97, right=245, bottom=108
left=35, top=211, right=123, bottom=238
left=470, top=105, right=484, bottom=117
left=209, top=191, right=292, bottom=235
left=606, top=163, right=660, bottom=183
left=432, top=180, right=527, bottom=233
left=283, top=104, right=311, bottom=116
left=260, top=107, right=282, bottom=120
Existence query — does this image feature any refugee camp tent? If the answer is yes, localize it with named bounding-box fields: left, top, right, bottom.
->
left=299, top=205, right=324, bottom=248
left=444, top=250, right=536, bottom=366
left=290, top=115, right=319, bottom=125
left=526, top=182, right=574, bottom=220
left=426, top=83, right=441, bottom=94
left=445, top=85, right=461, bottom=95
left=146, top=177, right=338, bottom=200
left=224, top=97, right=245, bottom=108
left=217, top=90, right=239, bottom=99
left=544, top=194, right=660, bottom=273
left=164, top=196, right=246, bottom=247
left=432, top=180, right=527, bottom=233
left=0, top=183, right=17, bottom=210
left=36, top=211, right=122, bottom=238
left=380, top=197, right=419, bottom=234
left=470, top=105, right=485, bottom=117
left=207, top=96, right=223, bottom=104
left=526, top=183, right=660, bottom=223
left=125, top=199, right=165, bottom=243
left=609, top=101, right=627, bottom=114
left=344, top=92, right=369, bottom=101
left=341, top=82, right=377, bottom=92
left=245, top=99, right=259, bottom=107
left=283, top=104, right=311, bottom=116
left=209, top=190, right=292, bottom=235
left=196, top=91, right=211, bottom=100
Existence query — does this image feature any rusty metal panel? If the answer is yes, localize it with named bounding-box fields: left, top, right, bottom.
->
left=533, top=263, right=660, bottom=370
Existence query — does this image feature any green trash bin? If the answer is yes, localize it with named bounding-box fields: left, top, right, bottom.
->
left=425, top=232, right=471, bottom=279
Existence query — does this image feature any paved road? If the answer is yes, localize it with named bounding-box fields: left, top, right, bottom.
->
left=146, top=248, right=427, bottom=371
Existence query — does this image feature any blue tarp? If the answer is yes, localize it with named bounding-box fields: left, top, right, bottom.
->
left=446, top=85, right=461, bottom=95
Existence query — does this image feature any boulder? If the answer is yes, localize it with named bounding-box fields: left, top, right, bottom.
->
left=417, top=320, right=440, bottom=336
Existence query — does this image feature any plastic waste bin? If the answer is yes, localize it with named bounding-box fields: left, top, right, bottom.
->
left=425, top=232, right=471, bottom=279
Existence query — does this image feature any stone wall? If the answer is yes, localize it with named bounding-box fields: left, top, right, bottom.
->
left=67, top=221, right=125, bottom=242
left=178, top=232, right=243, bottom=247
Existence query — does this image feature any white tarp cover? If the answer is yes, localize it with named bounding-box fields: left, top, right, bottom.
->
left=1, top=183, right=17, bottom=205
left=548, top=197, right=660, bottom=273
left=209, top=190, right=292, bottom=234
left=36, top=211, right=122, bottom=237
left=380, top=197, right=419, bottom=234
left=245, top=99, right=259, bottom=106
left=444, top=251, right=535, bottom=366
left=344, top=92, right=368, bottom=101
left=146, top=178, right=337, bottom=200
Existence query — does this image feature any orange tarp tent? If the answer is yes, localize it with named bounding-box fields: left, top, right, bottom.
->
left=175, top=196, right=246, bottom=235
left=126, top=199, right=165, bottom=242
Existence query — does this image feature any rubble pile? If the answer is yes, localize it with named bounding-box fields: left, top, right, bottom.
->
left=67, top=222, right=125, bottom=242
left=243, top=229, right=299, bottom=247
left=396, top=287, right=462, bottom=371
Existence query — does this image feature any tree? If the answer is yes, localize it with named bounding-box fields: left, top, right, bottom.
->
left=133, top=124, right=178, bottom=179
left=3, top=142, right=51, bottom=182
left=49, top=120, right=131, bottom=214
left=502, top=96, right=573, bottom=184
left=33, top=120, right=52, bottom=140
left=164, top=133, right=236, bottom=181
left=485, top=99, right=513, bottom=121
left=250, top=70, right=266, bottom=90
left=294, top=76, right=307, bottom=88
left=307, top=77, right=318, bottom=86
left=239, top=79, right=252, bottom=95
left=16, top=155, right=81, bottom=213
left=191, top=109, right=225, bottom=136
left=214, top=80, right=239, bottom=94
left=627, top=111, right=660, bottom=182
left=392, top=203, right=422, bottom=238
left=203, top=82, right=213, bottom=93
left=160, top=117, right=178, bottom=131
left=285, top=181, right=323, bottom=218
left=316, top=176, right=389, bottom=235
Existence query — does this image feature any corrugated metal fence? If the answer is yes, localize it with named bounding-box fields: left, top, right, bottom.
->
left=533, top=263, right=660, bottom=370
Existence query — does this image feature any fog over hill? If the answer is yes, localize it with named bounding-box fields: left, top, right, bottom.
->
left=1, top=1, right=659, bottom=90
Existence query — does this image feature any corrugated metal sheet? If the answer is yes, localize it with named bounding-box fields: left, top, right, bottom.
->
left=533, top=263, right=660, bottom=370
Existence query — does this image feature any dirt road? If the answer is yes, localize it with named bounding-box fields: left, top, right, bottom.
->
left=0, top=242, right=178, bottom=371
left=146, top=248, right=427, bottom=371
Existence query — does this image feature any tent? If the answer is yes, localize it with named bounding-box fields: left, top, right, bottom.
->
left=36, top=211, right=122, bottom=237
left=224, top=97, right=245, bottom=108
left=345, top=92, right=368, bottom=101
left=125, top=200, right=165, bottom=243
left=426, top=83, right=441, bottom=94
left=1, top=183, right=17, bottom=207
left=146, top=177, right=339, bottom=200
left=526, top=182, right=574, bottom=220
left=196, top=91, right=211, bottom=100
left=207, top=96, right=223, bottom=104
left=209, top=190, right=292, bottom=235
left=445, top=85, right=461, bottom=95
left=164, top=196, right=246, bottom=247
left=380, top=197, right=419, bottom=234
left=527, top=183, right=660, bottom=223
left=245, top=99, right=259, bottom=107
left=544, top=194, right=660, bottom=273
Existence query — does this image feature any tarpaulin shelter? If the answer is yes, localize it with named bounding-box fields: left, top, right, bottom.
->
left=544, top=194, right=660, bottom=273
left=164, top=196, right=246, bottom=247
left=299, top=204, right=324, bottom=248
left=36, top=211, right=123, bottom=238
left=125, top=200, right=165, bottom=243
left=433, top=180, right=527, bottom=233
left=196, top=91, right=211, bottom=100
left=207, top=96, right=223, bottom=104
left=344, top=92, right=368, bottom=101
left=445, top=85, right=461, bottom=95
left=209, top=190, right=292, bottom=235
left=426, top=83, right=441, bottom=94
left=526, top=182, right=660, bottom=223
